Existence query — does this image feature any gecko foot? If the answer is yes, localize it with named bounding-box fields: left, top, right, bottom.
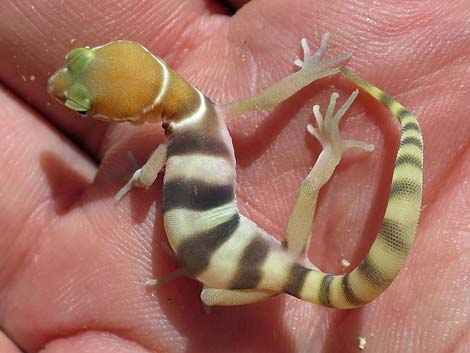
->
left=294, top=32, right=351, bottom=79
left=307, top=90, right=374, bottom=154
left=115, top=167, right=143, bottom=201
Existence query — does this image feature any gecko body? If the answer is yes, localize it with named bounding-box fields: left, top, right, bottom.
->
left=48, top=34, right=423, bottom=308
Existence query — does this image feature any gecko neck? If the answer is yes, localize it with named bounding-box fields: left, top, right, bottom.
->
left=155, top=66, right=205, bottom=126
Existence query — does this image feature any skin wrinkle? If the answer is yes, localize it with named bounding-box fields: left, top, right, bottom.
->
left=0, top=197, right=51, bottom=288
left=421, top=142, right=469, bottom=210
left=345, top=25, right=468, bottom=93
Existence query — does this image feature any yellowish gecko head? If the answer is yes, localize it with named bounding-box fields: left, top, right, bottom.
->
left=48, top=41, right=166, bottom=124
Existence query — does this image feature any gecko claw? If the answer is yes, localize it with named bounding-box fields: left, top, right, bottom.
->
left=294, top=58, right=304, bottom=68
left=294, top=32, right=351, bottom=79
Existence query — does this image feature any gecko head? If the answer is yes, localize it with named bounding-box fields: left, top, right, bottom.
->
left=48, top=41, right=166, bottom=124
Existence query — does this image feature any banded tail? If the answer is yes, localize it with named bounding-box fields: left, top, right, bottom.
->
left=293, top=68, right=424, bottom=308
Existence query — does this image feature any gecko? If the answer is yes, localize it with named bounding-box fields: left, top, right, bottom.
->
left=48, top=33, right=423, bottom=309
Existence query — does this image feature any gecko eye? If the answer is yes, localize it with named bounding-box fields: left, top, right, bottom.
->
left=66, top=46, right=94, bottom=74
left=65, top=83, right=92, bottom=115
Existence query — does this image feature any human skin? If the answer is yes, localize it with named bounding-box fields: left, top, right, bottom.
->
left=0, top=0, right=469, bottom=352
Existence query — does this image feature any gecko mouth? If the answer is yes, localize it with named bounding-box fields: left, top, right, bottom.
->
left=64, top=97, right=89, bottom=115
left=61, top=93, right=90, bottom=115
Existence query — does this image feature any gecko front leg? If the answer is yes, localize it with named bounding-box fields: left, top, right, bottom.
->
left=115, top=143, right=167, bottom=200
left=114, top=143, right=192, bottom=286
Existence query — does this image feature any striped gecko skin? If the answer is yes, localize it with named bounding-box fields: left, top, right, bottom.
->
left=48, top=34, right=423, bottom=309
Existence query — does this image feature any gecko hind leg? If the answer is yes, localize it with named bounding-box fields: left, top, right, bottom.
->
left=145, top=241, right=187, bottom=286
left=284, top=90, right=374, bottom=256
left=293, top=32, right=350, bottom=78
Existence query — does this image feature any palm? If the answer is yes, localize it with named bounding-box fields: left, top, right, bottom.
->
left=0, top=1, right=468, bottom=352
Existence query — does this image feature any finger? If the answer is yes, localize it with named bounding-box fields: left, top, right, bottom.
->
left=0, top=0, right=229, bottom=156
left=37, top=332, right=152, bottom=353
left=0, top=331, right=22, bottom=353
left=0, top=84, right=96, bottom=284
left=0, top=83, right=172, bottom=352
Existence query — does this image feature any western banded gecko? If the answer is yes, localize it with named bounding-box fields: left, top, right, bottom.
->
left=48, top=34, right=423, bottom=309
